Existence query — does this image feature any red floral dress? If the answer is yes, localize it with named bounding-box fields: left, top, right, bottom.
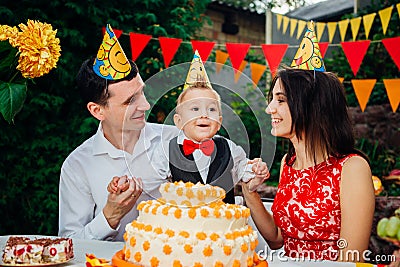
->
left=271, top=154, right=358, bottom=260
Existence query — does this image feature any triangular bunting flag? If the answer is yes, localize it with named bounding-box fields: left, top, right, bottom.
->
left=338, top=77, right=344, bottom=83
left=383, top=79, right=400, bottom=112
left=190, top=40, right=215, bottom=62
left=363, top=13, right=376, bottom=39
left=382, top=37, right=400, bottom=70
left=215, top=50, right=229, bottom=73
left=379, top=6, right=393, bottom=35
left=250, top=63, right=267, bottom=88
left=261, top=44, right=289, bottom=77
left=318, top=42, right=329, bottom=58
left=290, top=18, right=298, bottom=37
left=282, top=16, right=290, bottom=34
left=276, top=14, right=283, bottom=30
left=234, top=60, right=248, bottom=83
left=397, top=3, right=400, bottom=19
left=338, top=19, right=349, bottom=42
left=341, top=40, right=371, bottom=76
left=158, top=37, right=182, bottom=68
left=129, top=33, right=152, bottom=61
left=296, top=20, right=307, bottom=39
left=351, top=79, right=376, bottom=112
left=327, top=22, right=337, bottom=43
left=316, top=22, right=326, bottom=43
left=102, top=27, right=123, bottom=38
left=225, top=43, right=251, bottom=73
left=350, top=17, right=362, bottom=41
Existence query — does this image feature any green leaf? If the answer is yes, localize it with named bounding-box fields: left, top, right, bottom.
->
left=0, top=81, right=27, bottom=123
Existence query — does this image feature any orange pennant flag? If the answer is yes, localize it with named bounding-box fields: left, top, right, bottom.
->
left=338, top=19, right=349, bottom=42
left=234, top=60, right=248, bottom=83
left=363, top=13, right=376, bottom=39
left=250, top=63, right=267, bottom=88
left=379, top=6, right=393, bottom=35
left=350, top=17, right=362, bottom=41
left=215, top=50, right=229, bottom=73
left=397, top=3, right=400, bottom=19
left=351, top=79, right=376, bottom=112
left=383, top=79, right=400, bottom=112
left=338, top=77, right=344, bottom=83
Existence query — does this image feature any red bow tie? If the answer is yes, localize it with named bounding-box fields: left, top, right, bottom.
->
left=182, top=139, right=215, bottom=156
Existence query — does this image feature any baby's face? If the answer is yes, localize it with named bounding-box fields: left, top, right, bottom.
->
left=174, top=88, right=222, bottom=142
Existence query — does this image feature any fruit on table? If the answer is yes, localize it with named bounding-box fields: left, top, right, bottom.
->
left=386, top=216, right=400, bottom=237
left=377, top=210, right=400, bottom=241
left=377, top=217, right=389, bottom=237
left=372, top=176, right=383, bottom=195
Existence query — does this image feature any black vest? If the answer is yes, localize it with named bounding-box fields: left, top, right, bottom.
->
left=169, top=136, right=235, bottom=204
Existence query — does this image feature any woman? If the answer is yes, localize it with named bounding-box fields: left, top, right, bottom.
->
left=242, top=68, right=375, bottom=261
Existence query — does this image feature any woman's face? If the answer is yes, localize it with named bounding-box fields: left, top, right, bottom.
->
left=265, top=78, right=294, bottom=139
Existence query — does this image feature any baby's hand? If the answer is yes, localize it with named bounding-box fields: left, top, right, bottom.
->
left=107, top=175, right=130, bottom=194
left=247, top=158, right=270, bottom=192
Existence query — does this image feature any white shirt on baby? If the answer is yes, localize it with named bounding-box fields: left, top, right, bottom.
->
left=58, top=122, right=178, bottom=241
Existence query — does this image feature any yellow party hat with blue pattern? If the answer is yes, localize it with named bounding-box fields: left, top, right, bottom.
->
left=184, top=50, right=212, bottom=90
left=93, top=24, right=131, bottom=80
left=291, top=21, right=325, bottom=72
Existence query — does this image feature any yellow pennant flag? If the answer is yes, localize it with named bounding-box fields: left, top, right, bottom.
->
left=215, top=50, right=229, bottom=73
left=250, top=63, right=267, bottom=88
left=290, top=18, right=298, bottom=37
left=397, top=3, right=400, bottom=19
left=316, top=22, right=326, bottom=42
left=351, top=79, right=376, bottom=112
left=276, top=14, right=283, bottom=30
left=338, top=77, right=344, bottom=83
left=379, top=6, right=393, bottom=35
left=363, top=13, right=376, bottom=39
left=234, top=60, right=248, bottom=83
left=350, top=17, right=362, bottom=41
left=282, top=16, right=290, bottom=34
left=327, top=22, right=337, bottom=43
left=383, top=79, right=400, bottom=112
left=296, top=20, right=307, bottom=39
left=338, top=19, right=349, bottom=42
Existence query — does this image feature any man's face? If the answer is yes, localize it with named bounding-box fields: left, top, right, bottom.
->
left=101, top=74, right=150, bottom=132
left=174, top=88, right=222, bottom=142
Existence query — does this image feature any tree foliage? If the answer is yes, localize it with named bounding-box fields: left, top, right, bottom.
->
left=0, top=0, right=211, bottom=235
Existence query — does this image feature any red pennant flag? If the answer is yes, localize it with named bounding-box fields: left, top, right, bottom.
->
left=129, top=33, right=152, bottom=61
left=341, top=40, right=370, bottom=76
left=382, top=37, right=400, bottom=71
left=318, top=42, right=329, bottom=58
left=191, top=40, right=215, bottom=62
left=225, top=43, right=251, bottom=73
left=351, top=79, right=376, bottom=112
left=102, top=27, right=123, bottom=38
left=261, top=44, right=289, bottom=77
left=159, top=37, right=182, bottom=68
left=383, top=79, right=400, bottom=112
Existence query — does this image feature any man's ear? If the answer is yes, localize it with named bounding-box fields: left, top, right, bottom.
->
left=173, top=113, right=183, bottom=129
left=87, top=102, right=104, bottom=121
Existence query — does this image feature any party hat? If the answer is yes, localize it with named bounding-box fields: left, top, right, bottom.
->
left=291, top=21, right=325, bottom=72
left=183, top=50, right=212, bottom=90
left=93, top=24, right=131, bottom=80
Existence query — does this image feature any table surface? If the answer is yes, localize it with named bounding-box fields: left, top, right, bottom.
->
left=0, top=235, right=370, bottom=267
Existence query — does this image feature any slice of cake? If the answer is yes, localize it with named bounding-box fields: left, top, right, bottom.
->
left=2, top=236, right=74, bottom=264
left=121, top=181, right=260, bottom=267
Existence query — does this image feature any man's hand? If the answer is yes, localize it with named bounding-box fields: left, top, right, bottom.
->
left=247, top=158, right=270, bottom=192
left=103, top=177, right=143, bottom=229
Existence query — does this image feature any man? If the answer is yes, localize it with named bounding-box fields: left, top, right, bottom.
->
left=58, top=25, right=178, bottom=241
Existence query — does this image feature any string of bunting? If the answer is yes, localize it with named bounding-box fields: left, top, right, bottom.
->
left=103, top=3, right=400, bottom=112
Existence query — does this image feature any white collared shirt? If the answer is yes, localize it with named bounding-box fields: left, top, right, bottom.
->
left=58, top=122, right=178, bottom=241
left=154, top=132, right=255, bottom=184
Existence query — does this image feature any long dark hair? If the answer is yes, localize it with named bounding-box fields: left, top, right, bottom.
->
left=268, top=68, right=369, bottom=165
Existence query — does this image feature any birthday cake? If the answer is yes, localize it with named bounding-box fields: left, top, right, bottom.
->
left=2, top=236, right=73, bottom=264
left=120, top=181, right=260, bottom=267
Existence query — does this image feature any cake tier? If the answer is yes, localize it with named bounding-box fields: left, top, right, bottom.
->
left=137, top=200, right=250, bottom=232
left=159, top=181, right=226, bottom=207
left=124, top=223, right=258, bottom=267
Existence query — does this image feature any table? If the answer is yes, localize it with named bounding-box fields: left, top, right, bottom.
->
left=0, top=236, right=376, bottom=267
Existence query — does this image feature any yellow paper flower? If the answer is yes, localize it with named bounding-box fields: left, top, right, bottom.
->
left=13, top=20, right=61, bottom=78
